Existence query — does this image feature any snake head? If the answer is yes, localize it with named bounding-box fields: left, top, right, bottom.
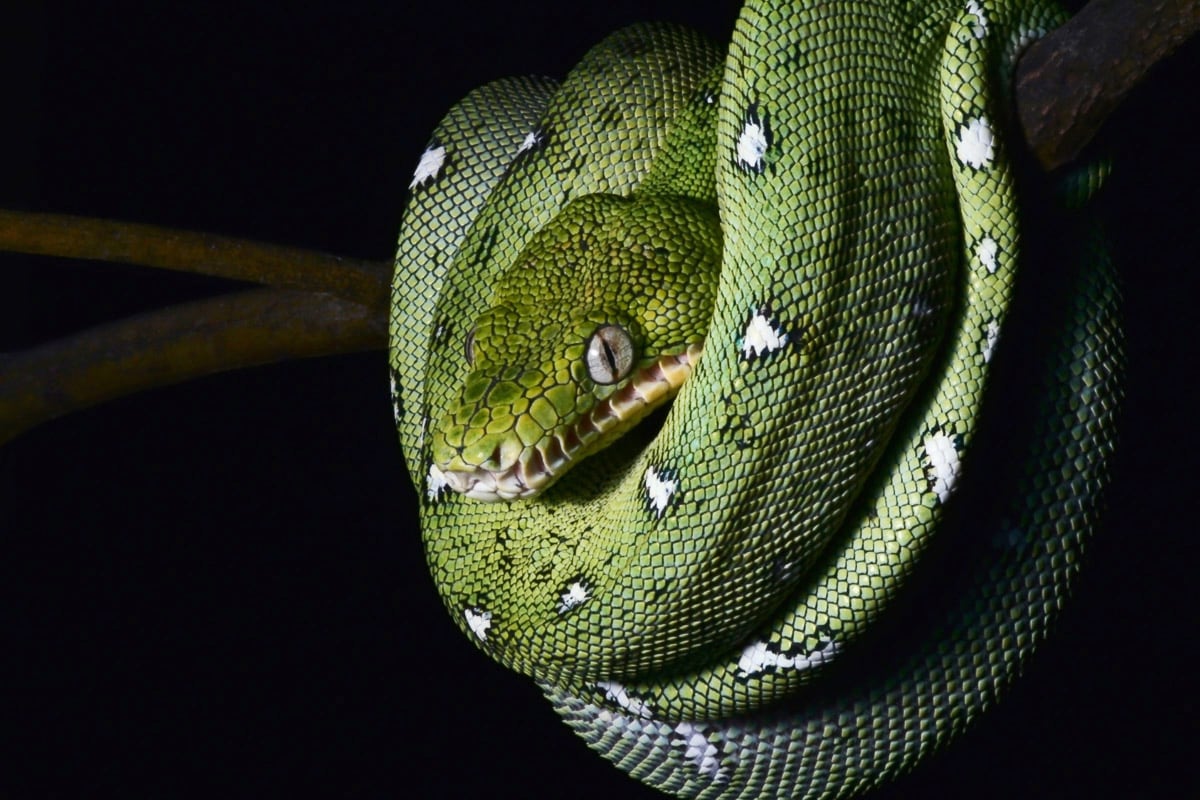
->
left=430, top=192, right=720, bottom=501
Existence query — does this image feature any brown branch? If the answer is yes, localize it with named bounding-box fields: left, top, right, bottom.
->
left=0, top=210, right=392, bottom=309
left=1017, top=0, right=1200, bottom=170
left=0, top=288, right=385, bottom=444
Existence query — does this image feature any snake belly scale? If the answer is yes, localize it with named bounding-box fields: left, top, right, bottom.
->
left=388, top=1, right=1123, bottom=798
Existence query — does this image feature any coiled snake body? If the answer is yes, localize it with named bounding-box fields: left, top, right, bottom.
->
left=389, top=1, right=1122, bottom=797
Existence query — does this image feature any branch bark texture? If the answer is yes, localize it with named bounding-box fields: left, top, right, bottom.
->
left=1017, top=0, right=1200, bottom=169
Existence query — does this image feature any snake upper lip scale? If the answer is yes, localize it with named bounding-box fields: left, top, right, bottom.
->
left=438, top=346, right=701, bottom=501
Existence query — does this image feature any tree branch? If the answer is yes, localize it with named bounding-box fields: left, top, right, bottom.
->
left=1017, top=0, right=1200, bottom=169
left=0, top=210, right=391, bottom=309
left=0, top=288, right=384, bottom=444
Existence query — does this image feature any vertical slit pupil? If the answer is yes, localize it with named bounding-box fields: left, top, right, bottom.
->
left=603, top=338, right=618, bottom=376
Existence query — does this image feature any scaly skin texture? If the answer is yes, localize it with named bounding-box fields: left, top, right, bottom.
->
left=388, top=1, right=1122, bottom=797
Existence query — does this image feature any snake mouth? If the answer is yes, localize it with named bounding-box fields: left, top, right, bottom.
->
left=441, top=343, right=703, bottom=502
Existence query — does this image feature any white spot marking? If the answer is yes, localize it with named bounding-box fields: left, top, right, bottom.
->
left=644, top=466, right=678, bottom=519
left=983, top=318, right=1001, bottom=363
left=673, top=722, right=727, bottom=782
left=736, top=116, right=769, bottom=173
left=911, top=296, right=937, bottom=320
left=774, top=557, right=801, bottom=584
left=736, top=639, right=841, bottom=678
left=966, top=0, right=988, bottom=38
left=557, top=580, right=590, bottom=614
left=596, top=680, right=653, bottom=719
left=740, top=309, right=788, bottom=358
left=976, top=235, right=999, bottom=273
left=464, top=607, right=492, bottom=642
left=426, top=463, right=450, bottom=502
left=924, top=431, right=962, bottom=503
left=956, top=116, right=995, bottom=170
left=409, top=144, right=446, bottom=189
left=516, top=129, right=544, bottom=155
left=389, top=372, right=401, bottom=423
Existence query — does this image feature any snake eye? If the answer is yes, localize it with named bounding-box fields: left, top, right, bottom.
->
left=585, top=324, right=634, bottom=385
left=464, top=328, right=476, bottom=365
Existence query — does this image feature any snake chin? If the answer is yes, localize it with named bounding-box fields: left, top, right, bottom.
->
left=440, top=463, right=528, bottom=502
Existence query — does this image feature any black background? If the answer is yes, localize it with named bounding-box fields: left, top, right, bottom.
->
left=4, top=1, right=1197, bottom=797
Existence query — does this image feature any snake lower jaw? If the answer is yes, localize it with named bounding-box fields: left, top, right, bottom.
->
left=439, top=462, right=535, bottom=502
left=437, top=343, right=704, bottom=503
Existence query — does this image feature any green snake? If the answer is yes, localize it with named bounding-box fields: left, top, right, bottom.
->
left=388, top=1, right=1123, bottom=797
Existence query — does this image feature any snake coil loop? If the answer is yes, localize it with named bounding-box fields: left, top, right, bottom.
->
left=389, top=2, right=1123, bottom=797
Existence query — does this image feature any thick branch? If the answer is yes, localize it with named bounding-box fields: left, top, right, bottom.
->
left=0, top=210, right=392, bottom=309
left=1017, top=0, right=1200, bottom=169
left=0, top=288, right=384, bottom=444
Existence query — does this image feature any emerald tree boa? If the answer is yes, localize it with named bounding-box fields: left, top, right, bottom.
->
left=390, top=1, right=1123, bottom=797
